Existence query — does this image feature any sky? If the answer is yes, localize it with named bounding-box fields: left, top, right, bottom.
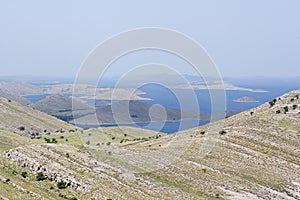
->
left=0, top=0, right=299, bottom=79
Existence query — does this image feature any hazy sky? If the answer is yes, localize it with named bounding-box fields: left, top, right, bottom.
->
left=0, top=0, right=299, bottom=78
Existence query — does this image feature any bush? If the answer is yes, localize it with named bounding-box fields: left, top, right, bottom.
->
left=52, top=138, right=57, bottom=143
left=57, top=181, right=67, bottom=189
left=284, top=106, right=289, bottom=113
left=269, top=99, right=277, bottom=107
left=219, top=130, right=227, bottom=135
left=293, top=105, right=298, bottom=110
left=250, top=111, right=254, bottom=116
left=36, top=172, right=46, bottom=181
left=21, top=171, right=28, bottom=178
left=276, top=110, right=281, bottom=114
left=18, top=126, right=25, bottom=131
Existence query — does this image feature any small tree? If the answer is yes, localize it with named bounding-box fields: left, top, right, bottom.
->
left=51, top=138, right=57, bottom=143
left=293, top=105, right=298, bottom=110
left=21, top=172, right=28, bottom=178
left=284, top=106, right=289, bottom=113
left=269, top=99, right=277, bottom=107
left=57, top=181, right=67, bottom=189
left=18, top=126, right=25, bottom=131
left=36, top=172, right=46, bottom=181
left=219, top=130, right=227, bottom=135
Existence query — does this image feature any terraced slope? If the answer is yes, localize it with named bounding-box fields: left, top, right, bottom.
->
left=0, top=90, right=299, bottom=199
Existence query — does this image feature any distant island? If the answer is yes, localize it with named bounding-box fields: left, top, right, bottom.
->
left=234, top=96, right=259, bottom=103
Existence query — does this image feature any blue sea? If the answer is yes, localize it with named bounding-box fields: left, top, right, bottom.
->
left=24, top=77, right=300, bottom=133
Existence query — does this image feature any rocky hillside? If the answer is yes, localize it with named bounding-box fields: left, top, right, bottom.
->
left=73, top=100, right=207, bottom=125
left=0, top=90, right=299, bottom=199
left=0, top=97, right=75, bottom=136
left=0, top=88, right=30, bottom=105
left=30, top=94, right=94, bottom=122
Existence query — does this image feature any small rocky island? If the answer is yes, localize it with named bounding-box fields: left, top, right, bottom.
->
left=234, top=96, right=259, bottom=103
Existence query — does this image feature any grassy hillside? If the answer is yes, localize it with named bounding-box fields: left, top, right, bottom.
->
left=0, top=90, right=299, bottom=199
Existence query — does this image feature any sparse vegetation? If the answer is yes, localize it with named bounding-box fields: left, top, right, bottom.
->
left=57, top=180, right=68, bottom=189
left=269, top=99, right=277, bottom=107
left=36, top=172, right=46, bottom=181
left=293, top=105, right=298, bottom=110
left=18, top=126, right=25, bottom=131
left=21, top=171, right=28, bottom=178
left=219, top=130, right=227, bottom=135
left=284, top=106, right=289, bottom=113
left=44, top=137, right=58, bottom=144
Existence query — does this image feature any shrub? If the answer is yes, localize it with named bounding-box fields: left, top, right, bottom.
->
left=291, top=98, right=295, bottom=102
left=44, top=138, right=51, bottom=143
left=57, top=181, right=67, bottom=189
left=293, top=105, right=298, bottom=110
left=36, top=172, right=46, bottom=181
left=276, top=110, right=281, bottom=114
left=21, top=171, right=28, bottom=178
left=269, top=99, right=277, bottom=107
left=51, top=138, right=57, bottom=144
left=112, top=137, right=116, bottom=140
left=250, top=111, right=254, bottom=116
left=284, top=106, right=289, bottom=113
left=200, top=131, right=206, bottom=135
left=219, top=130, right=227, bottom=135
left=60, top=136, right=64, bottom=139
left=18, top=126, right=25, bottom=131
